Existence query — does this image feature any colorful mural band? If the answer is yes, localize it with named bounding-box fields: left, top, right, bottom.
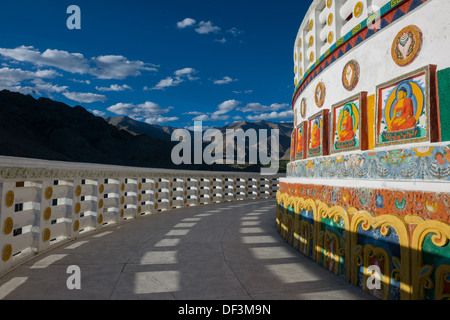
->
left=287, top=143, right=450, bottom=183
left=276, top=188, right=450, bottom=300
left=278, top=182, right=450, bottom=224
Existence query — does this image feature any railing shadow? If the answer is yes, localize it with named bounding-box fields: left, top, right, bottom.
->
left=276, top=196, right=450, bottom=300
left=0, top=198, right=375, bottom=300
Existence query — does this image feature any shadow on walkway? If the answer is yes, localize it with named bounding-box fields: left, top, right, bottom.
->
left=0, top=199, right=375, bottom=300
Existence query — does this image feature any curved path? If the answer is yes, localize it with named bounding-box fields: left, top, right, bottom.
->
left=0, top=199, right=374, bottom=300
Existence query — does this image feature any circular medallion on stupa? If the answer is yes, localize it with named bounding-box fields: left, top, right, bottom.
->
left=314, top=82, right=326, bottom=108
left=300, top=98, right=307, bottom=118
left=391, top=25, right=423, bottom=67
left=342, top=60, right=360, bottom=91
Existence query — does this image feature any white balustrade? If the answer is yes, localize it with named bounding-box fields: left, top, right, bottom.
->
left=0, top=157, right=281, bottom=275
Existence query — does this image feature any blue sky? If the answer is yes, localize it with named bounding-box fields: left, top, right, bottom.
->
left=0, top=0, right=310, bottom=128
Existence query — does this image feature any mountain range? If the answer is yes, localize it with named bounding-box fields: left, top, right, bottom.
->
left=0, top=90, right=293, bottom=172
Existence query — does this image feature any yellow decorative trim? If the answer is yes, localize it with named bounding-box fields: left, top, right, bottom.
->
left=435, top=265, right=450, bottom=300
left=73, top=220, right=80, bottom=232
left=410, top=219, right=450, bottom=300
left=2, top=244, right=12, bottom=262
left=44, top=207, right=52, bottom=221
left=277, top=190, right=450, bottom=300
left=328, top=31, right=334, bottom=44
left=3, top=217, right=13, bottom=235
left=309, top=35, right=314, bottom=47
left=350, top=211, right=411, bottom=299
left=75, top=185, right=82, bottom=197
left=75, top=203, right=81, bottom=214
left=320, top=204, right=351, bottom=280
left=363, top=244, right=391, bottom=300
left=43, top=228, right=51, bottom=242
left=5, top=190, right=14, bottom=208
left=354, top=1, right=363, bottom=18
left=45, top=187, right=53, bottom=200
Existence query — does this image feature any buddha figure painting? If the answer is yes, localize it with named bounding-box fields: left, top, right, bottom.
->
left=308, top=115, right=323, bottom=156
left=332, top=98, right=360, bottom=153
left=339, top=107, right=355, bottom=141
left=377, top=69, right=427, bottom=146
left=295, top=124, right=304, bottom=160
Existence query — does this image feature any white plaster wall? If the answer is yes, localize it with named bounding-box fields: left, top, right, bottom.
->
left=294, top=0, right=450, bottom=127
left=280, top=176, right=449, bottom=193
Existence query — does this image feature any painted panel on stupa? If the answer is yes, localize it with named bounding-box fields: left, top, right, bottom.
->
left=308, top=111, right=324, bottom=158
left=331, top=93, right=363, bottom=154
left=376, top=66, right=430, bottom=148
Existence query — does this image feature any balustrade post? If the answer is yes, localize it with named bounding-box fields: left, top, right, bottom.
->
left=0, top=182, right=19, bottom=273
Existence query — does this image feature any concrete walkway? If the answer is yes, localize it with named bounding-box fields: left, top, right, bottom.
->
left=0, top=199, right=374, bottom=300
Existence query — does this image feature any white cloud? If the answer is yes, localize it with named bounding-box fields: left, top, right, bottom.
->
left=149, top=68, right=198, bottom=90
left=238, top=102, right=289, bottom=113
left=174, top=67, right=198, bottom=80
left=177, top=18, right=196, bottom=29
left=233, top=90, right=253, bottom=94
left=0, top=46, right=157, bottom=80
left=214, top=38, right=227, bottom=44
left=91, top=55, right=157, bottom=80
left=95, top=84, right=132, bottom=92
left=227, top=27, right=243, bottom=37
left=107, top=101, right=178, bottom=124
left=192, top=113, right=229, bottom=122
left=214, top=99, right=240, bottom=115
left=63, top=91, right=107, bottom=103
left=183, top=111, right=204, bottom=115
left=190, top=99, right=240, bottom=122
left=0, top=67, right=63, bottom=95
left=151, top=77, right=184, bottom=90
left=0, top=46, right=89, bottom=74
left=90, top=109, right=106, bottom=117
left=247, top=110, right=294, bottom=121
left=195, top=21, right=221, bottom=34
left=145, top=116, right=179, bottom=124
left=71, top=78, right=91, bottom=85
left=213, top=76, right=236, bottom=85
left=107, top=101, right=173, bottom=121
left=0, top=67, right=59, bottom=85
left=31, top=79, right=68, bottom=93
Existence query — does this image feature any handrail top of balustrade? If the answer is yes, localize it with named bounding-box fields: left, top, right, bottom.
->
left=0, top=155, right=284, bottom=180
